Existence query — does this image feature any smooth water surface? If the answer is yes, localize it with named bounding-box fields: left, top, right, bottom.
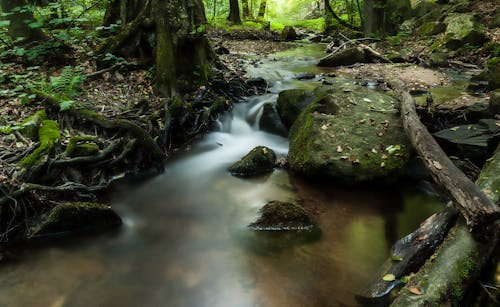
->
left=0, top=44, right=443, bottom=307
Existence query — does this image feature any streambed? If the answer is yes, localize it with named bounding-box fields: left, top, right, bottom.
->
left=0, top=44, right=443, bottom=307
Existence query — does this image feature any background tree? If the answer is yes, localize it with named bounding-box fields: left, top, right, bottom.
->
left=227, top=0, right=241, bottom=24
left=258, top=0, right=267, bottom=18
left=0, top=0, right=47, bottom=43
left=97, top=0, right=214, bottom=98
left=241, top=0, right=251, bottom=19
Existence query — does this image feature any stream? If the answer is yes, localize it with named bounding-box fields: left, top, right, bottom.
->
left=0, top=44, right=443, bottom=307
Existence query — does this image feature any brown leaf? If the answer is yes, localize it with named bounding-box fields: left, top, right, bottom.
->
left=409, top=287, right=423, bottom=295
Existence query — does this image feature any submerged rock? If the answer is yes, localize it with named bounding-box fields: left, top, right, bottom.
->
left=228, top=146, right=276, bottom=177
left=288, top=84, right=411, bottom=184
left=249, top=201, right=316, bottom=231
left=259, top=103, right=288, bottom=137
left=36, top=202, right=122, bottom=235
left=317, top=47, right=366, bottom=67
left=277, top=89, right=317, bottom=129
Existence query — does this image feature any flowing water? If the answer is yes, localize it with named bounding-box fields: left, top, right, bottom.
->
left=0, top=44, right=442, bottom=307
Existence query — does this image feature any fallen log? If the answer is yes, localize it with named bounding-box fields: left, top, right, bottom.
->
left=389, top=80, right=500, bottom=232
left=356, top=206, right=458, bottom=306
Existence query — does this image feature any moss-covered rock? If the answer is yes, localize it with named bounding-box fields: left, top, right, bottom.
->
left=281, top=26, right=297, bottom=41
left=19, top=110, right=47, bottom=140
left=228, top=146, right=276, bottom=177
left=490, top=89, right=500, bottom=115
left=443, top=14, right=489, bottom=50
left=276, top=89, right=317, bottom=129
left=259, top=103, right=288, bottom=137
left=317, top=47, right=366, bottom=67
left=417, top=21, right=446, bottom=36
left=476, top=146, right=500, bottom=204
left=249, top=201, right=316, bottom=231
left=288, top=84, right=411, bottom=184
left=65, top=136, right=100, bottom=158
left=36, top=202, right=122, bottom=234
left=485, top=57, right=500, bottom=90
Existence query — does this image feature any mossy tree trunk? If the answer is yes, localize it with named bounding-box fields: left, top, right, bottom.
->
left=0, top=0, right=47, bottom=43
left=241, top=0, right=251, bottom=19
left=227, top=0, right=241, bottom=24
left=98, top=0, right=214, bottom=98
left=258, top=0, right=266, bottom=18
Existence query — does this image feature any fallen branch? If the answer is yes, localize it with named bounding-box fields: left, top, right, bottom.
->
left=389, top=80, right=500, bottom=232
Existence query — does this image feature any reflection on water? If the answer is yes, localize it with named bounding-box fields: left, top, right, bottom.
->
left=0, top=45, right=443, bottom=307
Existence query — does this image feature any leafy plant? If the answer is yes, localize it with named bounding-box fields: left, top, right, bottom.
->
left=38, top=66, right=85, bottom=111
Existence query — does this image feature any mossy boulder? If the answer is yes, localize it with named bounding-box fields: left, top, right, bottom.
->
left=476, top=146, right=500, bottom=204
left=65, top=136, right=100, bottom=158
left=249, top=201, right=316, bottom=231
left=485, top=57, right=500, bottom=90
left=276, top=89, right=317, bottom=129
left=318, top=47, right=366, bottom=67
left=444, top=14, right=489, bottom=50
left=417, top=22, right=446, bottom=36
left=228, top=146, right=276, bottom=177
left=288, top=84, right=411, bottom=184
left=36, top=202, right=122, bottom=235
left=281, top=26, right=297, bottom=41
left=490, top=89, right=500, bottom=115
left=19, top=110, right=47, bottom=140
left=259, top=103, right=288, bottom=137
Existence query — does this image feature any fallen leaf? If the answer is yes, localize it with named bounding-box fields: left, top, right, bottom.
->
left=380, top=162, right=386, bottom=168
left=337, top=145, right=343, bottom=153
left=409, top=287, right=423, bottom=295
left=432, top=161, right=443, bottom=170
left=391, top=255, right=403, bottom=262
left=383, top=274, right=396, bottom=282
left=371, top=148, right=378, bottom=154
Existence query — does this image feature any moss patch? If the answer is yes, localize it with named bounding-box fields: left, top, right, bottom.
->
left=20, top=119, right=60, bottom=168
left=228, top=146, right=276, bottom=177
left=65, top=135, right=100, bottom=158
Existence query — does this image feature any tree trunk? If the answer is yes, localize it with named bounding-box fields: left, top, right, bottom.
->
left=241, top=0, right=251, bottom=19
left=323, top=0, right=361, bottom=32
left=363, top=0, right=386, bottom=37
left=258, top=0, right=266, bottom=18
left=227, top=0, right=241, bottom=24
left=0, top=0, right=47, bottom=43
left=98, top=0, right=214, bottom=98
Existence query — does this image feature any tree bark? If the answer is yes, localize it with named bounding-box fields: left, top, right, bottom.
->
left=390, top=81, right=500, bottom=232
left=363, top=0, right=386, bottom=37
left=0, top=0, right=47, bottom=43
left=324, top=0, right=361, bottom=32
left=227, top=0, right=241, bottom=24
left=258, top=0, right=266, bottom=18
left=241, top=0, right=251, bottom=19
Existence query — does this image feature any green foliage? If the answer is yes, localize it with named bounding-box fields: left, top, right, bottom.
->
left=38, top=66, right=85, bottom=111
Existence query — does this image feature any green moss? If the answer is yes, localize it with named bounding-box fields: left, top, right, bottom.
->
left=249, top=201, right=316, bottom=230
left=20, top=119, right=60, bottom=167
left=228, top=146, right=276, bottom=177
left=65, top=136, right=99, bottom=158
left=19, top=110, right=47, bottom=140
left=37, top=202, right=122, bottom=234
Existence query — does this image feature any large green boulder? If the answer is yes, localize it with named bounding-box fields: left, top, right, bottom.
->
left=417, top=22, right=446, bottom=36
left=444, top=14, right=489, bottom=50
left=228, top=146, right=276, bottom=177
left=276, top=89, right=317, bottom=129
left=288, top=85, right=412, bottom=184
left=36, top=202, right=122, bottom=235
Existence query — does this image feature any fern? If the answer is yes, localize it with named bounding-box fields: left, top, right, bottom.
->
left=38, top=66, right=85, bottom=111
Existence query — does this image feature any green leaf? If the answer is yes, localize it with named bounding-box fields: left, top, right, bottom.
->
left=400, top=275, right=410, bottom=284
left=59, top=100, right=74, bottom=111
left=383, top=274, right=396, bottom=282
left=391, top=255, right=403, bottom=262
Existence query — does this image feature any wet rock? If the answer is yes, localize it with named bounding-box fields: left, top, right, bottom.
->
left=246, top=77, right=268, bottom=88
left=317, top=47, right=366, bottom=67
left=276, top=89, right=318, bottom=129
left=259, top=103, right=288, bottom=137
left=36, top=202, right=122, bottom=235
left=443, top=14, right=489, bottom=50
left=215, top=45, right=230, bottom=55
left=288, top=84, right=411, bottom=184
left=295, top=72, right=316, bottom=80
left=485, top=57, right=500, bottom=90
left=281, top=26, right=297, bottom=41
left=490, top=89, right=500, bottom=115
left=249, top=201, right=316, bottom=231
left=433, top=119, right=499, bottom=162
left=228, top=146, right=276, bottom=177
